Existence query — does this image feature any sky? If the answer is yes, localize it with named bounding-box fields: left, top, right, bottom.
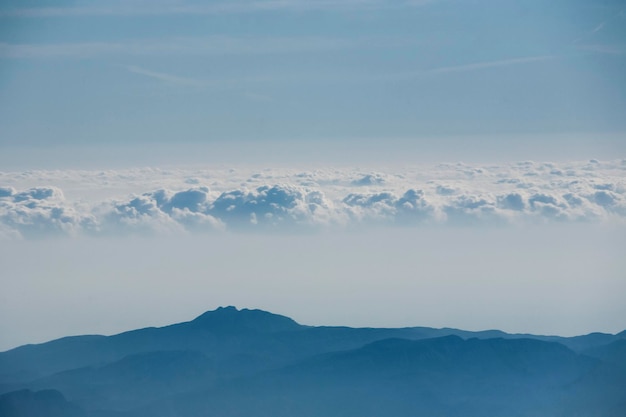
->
left=1, top=0, right=625, bottom=351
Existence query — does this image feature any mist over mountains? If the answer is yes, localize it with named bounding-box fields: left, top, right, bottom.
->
left=2, top=2, right=624, bottom=416
left=1, top=306, right=624, bottom=417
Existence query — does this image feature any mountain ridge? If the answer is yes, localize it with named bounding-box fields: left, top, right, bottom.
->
left=4, top=306, right=623, bottom=356
left=1, top=306, right=625, bottom=417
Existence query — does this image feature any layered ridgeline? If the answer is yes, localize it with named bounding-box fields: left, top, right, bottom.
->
left=1, top=307, right=625, bottom=417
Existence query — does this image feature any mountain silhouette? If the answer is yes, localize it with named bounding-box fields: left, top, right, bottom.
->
left=190, top=306, right=302, bottom=333
left=0, top=389, right=86, bottom=417
left=132, top=336, right=612, bottom=417
left=1, top=307, right=624, bottom=417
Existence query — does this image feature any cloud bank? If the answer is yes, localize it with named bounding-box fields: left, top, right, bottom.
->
left=1, top=160, right=625, bottom=238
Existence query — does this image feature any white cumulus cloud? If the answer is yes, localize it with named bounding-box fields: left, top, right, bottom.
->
left=0, top=159, right=624, bottom=238
left=0, top=186, right=96, bottom=238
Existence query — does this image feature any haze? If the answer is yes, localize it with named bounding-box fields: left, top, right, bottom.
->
left=1, top=0, right=625, bottom=352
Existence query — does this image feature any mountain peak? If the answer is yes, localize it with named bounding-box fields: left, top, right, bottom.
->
left=216, top=305, right=238, bottom=312
left=191, top=306, right=302, bottom=334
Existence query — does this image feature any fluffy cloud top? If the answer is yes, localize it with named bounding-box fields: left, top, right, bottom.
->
left=1, top=160, right=625, bottom=238
left=0, top=186, right=95, bottom=238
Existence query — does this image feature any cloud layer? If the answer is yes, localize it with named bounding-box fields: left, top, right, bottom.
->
left=1, top=160, right=625, bottom=238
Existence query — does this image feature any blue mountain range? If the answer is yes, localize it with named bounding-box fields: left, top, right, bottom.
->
left=1, top=306, right=624, bottom=417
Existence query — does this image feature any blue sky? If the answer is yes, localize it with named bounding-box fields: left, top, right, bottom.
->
left=1, top=0, right=626, bottom=350
left=1, top=0, right=625, bottom=152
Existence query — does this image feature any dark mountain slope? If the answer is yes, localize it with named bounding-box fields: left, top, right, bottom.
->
left=0, top=336, right=107, bottom=384
left=0, top=308, right=525, bottom=385
left=558, top=332, right=626, bottom=353
left=0, top=389, right=86, bottom=417
left=26, top=350, right=216, bottom=412
left=1, top=307, right=624, bottom=417
left=1, top=307, right=622, bottom=385
left=190, top=305, right=301, bottom=333
left=0, top=307, right=305, bottom=383
left=134, top=336, right=612, bottom=417
left=583, top=339, right=626, bottom=370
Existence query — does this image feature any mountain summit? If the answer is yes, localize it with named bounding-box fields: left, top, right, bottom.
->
left=190, top=306, right=302, bottom=334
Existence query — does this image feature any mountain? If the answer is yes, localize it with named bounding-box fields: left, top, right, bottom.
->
left=0, top=389, right=86, bottom=417
left=25, top=350, right=216, bottom=412
left=584, top=339, right=626, bottom=370
left=190, top=305, right=302, bottom=333
left=1, top=307, right=624, bottom=417
left=134, top=336, right=614, bottom=417
left=0, top=307, right=305, bottom=383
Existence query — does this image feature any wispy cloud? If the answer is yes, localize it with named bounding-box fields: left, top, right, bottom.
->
left=358, top=55, right=557, bottom=83
left=591, top=22, right=606, bottom=34
left=423, top=56, right=555, bottom=75
left=0, top=36, right=389, bottom=59
left=572, top=8, right=624, bottom=44
left=0, top=41, right=128, bottom=58
left=576, top=44, right=625, bottom=55
left=0, top=0, right=427, bottom=18
left=125, top=65, right=207, bottom=87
